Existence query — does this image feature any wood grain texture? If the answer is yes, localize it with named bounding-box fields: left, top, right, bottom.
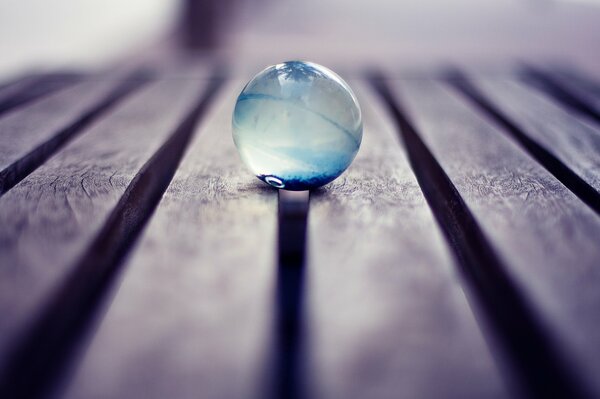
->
left=393, top=79, right=600, bottom=397
left=0, top=79, right=207, bottom=378
left=304, top=82, right=508, bottom=398
left=0, top=75, right=150, bottom=196
left=474, top=78, right=600, bottom=192
left=62, top=81, right=278, bottom=399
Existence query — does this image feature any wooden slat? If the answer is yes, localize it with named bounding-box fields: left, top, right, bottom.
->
left=304, top=82, right=508, bottom=398
left=445, top=72, right=600, bottom=217
left=0, top=78, right=210, bottom=389
left=0, top=73, right=81, bottom=117
left=520, top=67, right=600, bottom=125
left=546, top=69, right=600, bottom=112
left=0, top=80, right=114, bottom=169
left=0, top=75, right=36, bottom=103
left=393, top=79, right=600, bottom=397
left=0, top=77, right=146, bottom=194
left=474, top=78, right=600, bottom=194
left=62, top=81, right=278, bottom=399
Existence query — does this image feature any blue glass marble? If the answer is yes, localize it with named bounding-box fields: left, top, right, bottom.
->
left=232, top=61, right=362, bottom=190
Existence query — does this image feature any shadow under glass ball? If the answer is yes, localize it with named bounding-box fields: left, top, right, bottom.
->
left=232, top=61, right=363, bottom=191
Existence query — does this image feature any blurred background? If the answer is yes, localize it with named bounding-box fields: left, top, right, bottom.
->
left=1, top=0, right=599, bottom=78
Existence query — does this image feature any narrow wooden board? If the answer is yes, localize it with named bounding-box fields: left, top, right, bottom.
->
left=474, top=78, right=600, bottom=192
left=0, top=74, right=81, bottom=117
left=519, top=67, right=600, bottom=126
left=0, top=79, right=208, bottom=377
left=0, top=79, right=120, bottom=173
left=0, top=76, right=36, bottom=104
left=62, top=81, right=278, bottom=399
left=547, top=69, right=600, bottom=111
left=304, top=82, right=508, bottom=398
left=393, top=79, right=600, bottom=397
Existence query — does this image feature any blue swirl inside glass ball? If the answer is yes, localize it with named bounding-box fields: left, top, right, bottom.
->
left=232, top=61, right=362, bottom=191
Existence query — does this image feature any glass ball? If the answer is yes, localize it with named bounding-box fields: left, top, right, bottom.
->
left=232, top=61, right=362, bottom=191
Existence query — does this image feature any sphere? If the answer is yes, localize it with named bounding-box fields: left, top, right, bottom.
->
left=232, top=61, right=362, bottom=191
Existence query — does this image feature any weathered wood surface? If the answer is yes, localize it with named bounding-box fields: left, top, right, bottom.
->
left=474, top=78, right=600, bottom=193
left=304, top=82, right=508, bottom=398
left=0, top=78, right=140, bottom=194
left=56, top=79, right=510, bottom=399
left=0, top=79, right=114, bottom=171
left=0, top=68, right=599, bottom=398
left=393, top=79, right=600, bottom=396
left=0, top=79, right=209, bottom=383
left=63, top=81, right=278, bottom=399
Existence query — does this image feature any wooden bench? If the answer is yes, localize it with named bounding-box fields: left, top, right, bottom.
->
left=0, top=61, right=599, bottom=399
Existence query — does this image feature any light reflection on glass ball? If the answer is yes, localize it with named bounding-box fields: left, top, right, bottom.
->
left=232, top=61, right=362, bottom=191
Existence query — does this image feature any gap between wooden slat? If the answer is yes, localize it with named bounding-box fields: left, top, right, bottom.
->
left=519, top=65, right=600, bottom=125
left=272, top=190, right=309, bottom=399
left=368, top=72, right=591, bottom=399
left=444, top=69, right=600, bottom=217
left=0, top=75, right=225, bottom=399
left=0, top=73, right=82, bottom=118
left=0, top=71, right=152, bottom=196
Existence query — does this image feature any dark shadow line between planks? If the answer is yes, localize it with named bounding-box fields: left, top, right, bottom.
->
left=0, top=73, right=83, bottom=118
left=444, top=69, right=600, bottom=217
left=0, top=74, right=225, bottom=399
left=0, top=71, right=153, bottom=197
left=518, top=65, right=600, bottom=125
left=368, top=71, right=592, bottom=399
left=272, top=190, right=309, bottom=399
